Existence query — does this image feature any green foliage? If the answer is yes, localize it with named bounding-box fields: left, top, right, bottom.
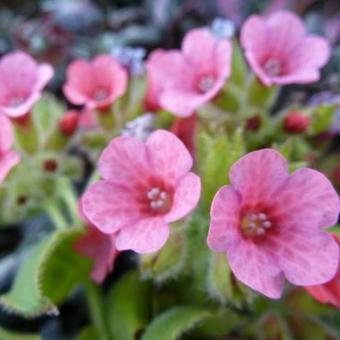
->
left=0, top=228, right=91, bottom=318
left=32, top=93, right=65, bottom=148
left=247, top=75, right=278, bottom=109
left=228, top=41, right=247, bottom=89
left=141, top=227, right=187, bottom=283
left=207, top=253, right=253, bottom=307
left=0, top=327, right=40, bottom=340
left=198, top=129, right=245, bottom=209
left=310, top=104, right=336, bottom=135
left=106, top=271, right=153, bottom=340
left=77, top=326, right=98, bottom=340
left=141, top=306, right=211, bottom=340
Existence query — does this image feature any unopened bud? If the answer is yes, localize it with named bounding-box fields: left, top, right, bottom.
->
left=59, top=111, right=79, bottom=136
left=284, top=111, right=310, bottom=133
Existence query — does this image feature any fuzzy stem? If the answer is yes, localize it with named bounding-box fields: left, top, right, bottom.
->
left=84, top=281, right=110, bottom=340
left=58, top=177, right=80, bottom=226
left=45, top=201, right=68, bottom=230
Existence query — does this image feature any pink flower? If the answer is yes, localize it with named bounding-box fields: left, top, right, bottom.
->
left=145, top=28, right=232, bottom=117
left=74, top=202, right=119, bottom=283
left=63, top=55, right=128, bottom=111
left=240, top=11, right=330, bottom=86
left=305, top=234, right=340, bottom=308
left=170, top=114, right=197, bottom=157
left=75, top=226, right=119, bottom=283
left=207, top=149, right=339, bottom=298
left=0, top=115, right=20, bottom=183
left=0, top=51, right=53, bottom=118
left=81, top=130, right=201, bottom=253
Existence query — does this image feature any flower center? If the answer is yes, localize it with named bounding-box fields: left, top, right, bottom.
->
left=9, top=96, right=24, bottom=107
left=93, top=89, right=109, bottom=101
left=197, top=75, right=215, bottom=93
left=263, top=58, right=282, bottom=77
left=146, top=187, right=171, bottom=214
left=241, top=212, right=272, bottom=238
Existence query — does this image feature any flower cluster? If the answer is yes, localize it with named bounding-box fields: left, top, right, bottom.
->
left=0, top=10, right=339, bottom=334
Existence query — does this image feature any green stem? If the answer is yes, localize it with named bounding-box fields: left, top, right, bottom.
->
left=58, top=177, right=80, bottom=226
left=45, top=201, right=68, bottom=230
left=84, top=281, right=110, bottom=340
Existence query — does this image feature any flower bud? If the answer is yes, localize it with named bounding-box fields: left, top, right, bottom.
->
left=284, top=111, right=310, bottom=133
left=59, top=111, right=79, bottom=136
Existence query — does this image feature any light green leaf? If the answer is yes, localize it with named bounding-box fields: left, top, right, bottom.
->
left=228, top=41, right=247, bottom=89
left=141, top=306, right=211, bottom=340
left=0, top=228, right=91, bottom=318
left=0, top=327, right=40, bottom=340
left=31, top=93, right=66, bottom=147
left=310, top=104, right=336, bottom=135
left=198, top=129, right=245, bottom=209
left=141, top=228, right=186, bottom=283
left=106, top=271, right=152, bottom=340
left=77, top=326, right=99, bottom=340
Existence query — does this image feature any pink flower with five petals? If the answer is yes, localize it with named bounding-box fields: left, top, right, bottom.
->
left=0, top=51, right=53, bottom=118
left=0, top=115, right=20, bottom=183
left=240, top=11, right=330, bottom=86
left=63, top=55, right=128, bottom=112
left=81, top=130, right=201, bottom=254
left=145, top=28, right=232, bottom=117
left=208, top=149, right=340, bottom=299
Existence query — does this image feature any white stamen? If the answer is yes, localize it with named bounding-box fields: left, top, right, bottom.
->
left=248, top=222, right=256, bottom=229
left=263, top=221, right=272, bottom=229
left=198, top=76, right=215, bottom=92
left=160, top=192, right=167, bottom=200
left=256, top=227, right=265, bottom=235
left=258, top=213, right=267, bottom=221
left=249, top=213, right=257, bottom=221
left=150, top=201, right=158, bottom=209
left=263, top=58, right=282, bottom=77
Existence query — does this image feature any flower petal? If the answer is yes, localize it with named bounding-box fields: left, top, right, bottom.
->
left=81, top=180, right=141, bottom=234
left=0, top=115, right=14, bottom=152
left=227, top=239, right=285, bottom=299
left=165, top=172, right=201, bottom=223
left=75, top=227, right=118, bottom=283
left=273, top=228, right=339, bottom=286
left=207, top=185, right=242, bottom=252
left=34, top=64, right=54, bottom=92
left=115, top=217, right=169, bottom=254
left=98, top=136, right=149, bottom=184
left=271, top=168, right=340, bottom=229
left=63, top=60, right=94, bottom=105
left=182, top=28, right=216, bottom=72
left=229, top=149, right=289, bottom=207
left=146, top=130, right=193, bottom=181
left=92, top=55, right=128, bottom=103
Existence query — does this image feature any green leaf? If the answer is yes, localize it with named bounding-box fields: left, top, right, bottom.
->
left=198, top=129, right=245, bottom=209
left=310, top=104, right=336, bottom=135
left=106, top=271, right=153, bottom=340
left=141, top=306, right=211, bottom=340
left=141, top=228, right=186, bottom=283
left=77, top=326, right=99, bottom=340
left=247, top=75, right=278, bottom=109
left=41, top=228, right=92, bottom=304
left=207, top=253, right=253, bottom=307
left=0, top=228, right=91, bottom=318
left=0, top=327, right=40, bottom=340
left=229, top=41, right=247, bottom=88
left=31, top=93, right=66, bottom=147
